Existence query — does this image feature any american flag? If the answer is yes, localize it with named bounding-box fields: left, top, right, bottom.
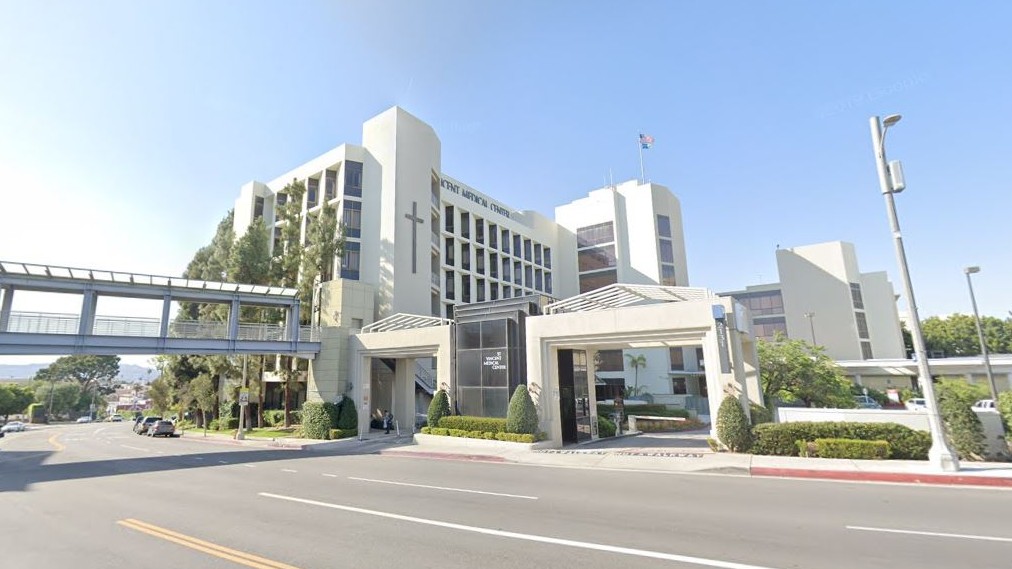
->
left=639, top=133, right=654, bottom=149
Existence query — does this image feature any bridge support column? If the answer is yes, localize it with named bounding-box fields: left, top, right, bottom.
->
left=78, top=289, right=98, bottom=336
left=288, top=301, right=301, bottom=344
left=0, top=285, right=13, bottom=332
left=227, top=297, right=240, bottom=341
left=159, top=295, right=171, bottom=337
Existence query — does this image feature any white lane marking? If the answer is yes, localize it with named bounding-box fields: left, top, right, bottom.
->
left=847, top=525, right=1012, bottom=543
left=120, top=445, right=151, bottom=453
left=193, top=457, right=204, bottom=461
left=260, top=492, right=783, bottom=569
left=322, top=474, right=338, bottom=478
left=217, top=460, right=228, bottom=464
left=347, top=476, right=538, bottom=500
left=93, top=427, right=107, bottom=436
left=242, top=464, right=256, bottom=468
left=281, top=469, right=298, bottom=473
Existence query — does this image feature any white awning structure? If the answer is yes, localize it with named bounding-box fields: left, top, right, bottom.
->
left=543, top=284, right=717, bottom=314
left=360, top=313, right=453, bottom=333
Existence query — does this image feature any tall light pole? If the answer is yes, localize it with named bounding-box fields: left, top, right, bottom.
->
left=804, top=312, right=817, bottom=345
left=870, top=114, right=959, bottom=471
left=964, top=266, right=999, bottom=403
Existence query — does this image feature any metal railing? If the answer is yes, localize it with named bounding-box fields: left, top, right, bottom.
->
left=238, top=323, right=288, bottom=341
left=5, top=312, right=80, bottom=334
left=300, top=325, right=320, bottom=342
left=415, top=361, right=436, bottom=393
left=168, top=320, right=228, bottom=340
left=94, top=316, right=161, bottom=337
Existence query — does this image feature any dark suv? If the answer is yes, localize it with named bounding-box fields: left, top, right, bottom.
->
left=133, top=416, right=162, bottom=435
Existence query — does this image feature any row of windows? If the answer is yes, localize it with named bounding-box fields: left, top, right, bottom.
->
left=734, top=290, right=785, bottom=316
left=657, top=215, right=677, bottom=286
left=591, top=347, right=704, bottom=373
left=855, top=311, right=869, bottom=339
left=274, top=161, right=364, bottom=213
left=577, top=222, right=615, bottom=248
left=754, top=316, right=788, bottom=339
left=444, top=270, right=553, bottom=301
left=443, top=238, right=553, bottom=288
left=444, top=206, right=552, bottom=268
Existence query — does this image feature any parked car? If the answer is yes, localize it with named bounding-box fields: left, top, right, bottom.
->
left=76, top=416, right=93, bottom=424
left=854, top=395, right=882, bottom=409
left=147, top=420, right=176, bottom=438
left=108, top=414, right=124, bottom=422
left=972, top=399, right=996, bottom=410
left=133, top=416, right=162, bottom=435
left=904, top=398, right=927, bottom=411
left=1, top=421, right=27, bottom=433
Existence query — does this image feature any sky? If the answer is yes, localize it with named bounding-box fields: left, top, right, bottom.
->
left=1, top=1, right=1010, bottom=368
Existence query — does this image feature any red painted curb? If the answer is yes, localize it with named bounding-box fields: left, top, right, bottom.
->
left=380, top=450, right=507, bottom=463
left=751, top=467, right=1012, bottom=488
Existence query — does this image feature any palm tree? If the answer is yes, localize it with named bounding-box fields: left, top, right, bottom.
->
left=625, top=353, right=647, bottom=395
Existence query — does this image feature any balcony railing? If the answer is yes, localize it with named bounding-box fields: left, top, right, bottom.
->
left=6, top=312, right=80, bottom=335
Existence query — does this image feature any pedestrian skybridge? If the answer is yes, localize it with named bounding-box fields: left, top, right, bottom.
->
left=0, top=261, right=321, bottom=357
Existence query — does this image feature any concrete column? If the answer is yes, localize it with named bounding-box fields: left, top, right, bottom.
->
left=854, top=373, right=864, bottom=386
left=78, top=289, right=98, bottom=336
left=585, top=347, right=599, bottom=440
left=159, top=294, right=172, bottom=338
left=354, top=351, right=371, bottom=439
left=0, top=285, right=14, bottom=332
left=288, top=301, right=301, bottom=343
left=1006, top=373, right=1012, bottom=391
left=227, top=298, right=240, bottom=341
left=394, top=357, right=415, bottom=434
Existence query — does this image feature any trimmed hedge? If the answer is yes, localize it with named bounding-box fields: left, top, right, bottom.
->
left=801, top=435, right=890, bottom=457
left=597, top=415, right=617, bottom=438
left=329, top=428, right=357, bottom=440
left=427, top=390, right=451, bottom=430
left=998, top=391, right=1012, bottom=433
left=752, top=422, right=930, bottom=460
left=636, top=417, right=706, bottom=433
left=301, top=401, right=332, bottom=440
left=716, top=396, right=752, bottom=452
left=939, top=395, right=986, bottom=460
left=323, top=402, right=340, bottom=430
left=438, top=416, right=508, bottom=433
left=422, top=427, right=538, bottom=443
left=749, top=403, right=772, bottom=426
left=505, top=385, right=539, bottom=435
left=221, top=417, right=239, bottom=430
left=597, top=404, right=690, bottom=418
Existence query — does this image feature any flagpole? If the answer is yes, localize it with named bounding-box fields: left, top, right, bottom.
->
left=638, top=136, right=645, bottom=183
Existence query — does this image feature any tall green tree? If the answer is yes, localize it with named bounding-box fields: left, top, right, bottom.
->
left=624, top=353, right=647, bottom=394
left=272, top=179, right=306, bottom=290
left=0, top=384, right=35, bottom=421
left=33, top=381, right=82, bottom=418
left=190, top=373, right=217, bottom=431
left=229, top=220, right=272, bottom=287
left=921, top=313, right=1012, bottom=356
left=299, top=200, right=343, bottom=312
left=757, top=334, right=854, bottom=408
left=34, top=355, right=120, bottom=395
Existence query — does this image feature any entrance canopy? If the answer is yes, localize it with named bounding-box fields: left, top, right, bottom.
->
left=544, top=283, right=716, bottom=314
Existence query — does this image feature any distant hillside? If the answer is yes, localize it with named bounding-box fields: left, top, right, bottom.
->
left=0, top=363, right=157, bottom=382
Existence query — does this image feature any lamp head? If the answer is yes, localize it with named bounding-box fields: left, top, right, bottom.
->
left=965, top=266, right=981, bottom=275
left=883, top=114, right=902, bottom=128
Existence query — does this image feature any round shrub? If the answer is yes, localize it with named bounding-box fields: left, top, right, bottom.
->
left=427, top=390, right=450, bottom=430
left=301, top=401, right=331, bottom=440
left=749, top=403, right=772, bottom=426
left=323, top=402, right=340, bottom=429
left=716, top=395, right=753, bottom=452
left=939, top=395, right=986, bottom=461
left=505, top=385, right=539, bottom=435
left=336, top=397, right=358, bottom=430
left=597, top=415, right=616, bottom=438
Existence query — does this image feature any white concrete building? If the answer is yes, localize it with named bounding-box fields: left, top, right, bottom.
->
left=722, top=241, right=906, bottom=361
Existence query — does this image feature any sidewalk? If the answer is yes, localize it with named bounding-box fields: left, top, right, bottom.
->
left=379, top=434, right=1012, bottom=488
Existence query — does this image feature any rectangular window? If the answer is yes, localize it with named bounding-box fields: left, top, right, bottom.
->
left=461, top=275, right=471, bottom=303
left=501, top=229, right=510, bottom=253
left=461, top=243, right=471, bottom=271
left=272, top=226, right=282, bottom=252
left=340, top=242, right=361, bottom=280
left=444, top=206, right=454, bottom=232
left=475, top=218, right=484, bottom=244
left=502, top=258, right=510, bottom=282
left=306, top=178, right=319, bottom=208
left=696, top=347, right=705, bottom=369
left=579, top=270, right=617, bottom=293
left=850, top=283, right=865, bottom=309
left=656, top=215, right=672, bottom=238
left=253, top=196, right=265, bottom=220
left=476, top=278, right=486, bottom=302
left=661, top=264, right=677, bottom=286
left=524, top=265, right=533, bottom=288
left=325, top=170, right=337, bottom=201
left=595, top=350, right=624, bottom=372
left=476, top=248, right=485, bottom=275
left=534, top=244, right=542, bottom=265
left=578, top=245, right=617, bottom=272
left=490, top=284, right=499, bottom=301
left=855, top=312, right=870, bottom=339
left=489, top=224, right=497, bottom=249
left=733, top=290, right=785, bottom=316
left=524, top=239, right=532, bottom=261
left=672, top=377, right=688, bottom=395
left=535, top=269, right=543, bottom=291
left=577, top=222, right=615, bottom=248
left=444, top=238, right=455, bottom=266
left=489, top=253, right=499, bottom=278
left=659, top=240, right=674, bottom=264
left=445, top=271, right=455, bottom=300
left=502, top=287, right=511, bottom=299
left=513, top=261, right=522, bottom=285
left=344, top=161, right=363, bottom=197
left=276, top=192, right=288, bottom=207
left=545, top=272, right=552, bottom=294
left=753, top=317, right=788, bottom=339
left=544, top=247, right=552, bottom=269
left=513, top=234, right=521, bottom=256
left=669, top=347, right=685, bottom=370
left=460, top=212, right=470, bottom=239
left=342, top=200, right=362, bottom=238
left=861, top=341, right=874, bottom=360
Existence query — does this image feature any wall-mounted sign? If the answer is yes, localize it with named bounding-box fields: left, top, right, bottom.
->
left=440, top=175, right=513, bottom=220
left=712, top=305, right=732, bottom=374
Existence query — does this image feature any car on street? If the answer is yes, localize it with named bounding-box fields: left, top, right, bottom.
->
left=972, top=399, right=996, bottom=410
left=133, top=416, right=162, bottom=435
left=1, top=421, right=27, bottom=433
left=146, top=420, right=176, bottom=438
left=854, top=395, right=882, bottom=409
left=76, top=416, right=93, bottom=423
left=904, top=398, right=927, bottom=411
left=108, top=414, right=124, bottom=422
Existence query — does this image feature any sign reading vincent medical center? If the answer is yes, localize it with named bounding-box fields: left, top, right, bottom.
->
left=440, top=175, right=513, bottom=220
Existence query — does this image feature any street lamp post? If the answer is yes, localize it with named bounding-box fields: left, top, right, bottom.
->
left=964, top=266, right=1000, bottom=403
left=804, top=312, right=817, bottom=345
left=870, top=114, right=959, bottom=472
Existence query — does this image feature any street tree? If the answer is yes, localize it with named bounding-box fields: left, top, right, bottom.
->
left=624, top=353, right=647, bottom=395
left=33, top=381, right=82, bottom=418
left=190, top=373, right=217, bottom=431
left=921, top=313, right=1012, bottom=357
left=299, top=199, right=343, bottom=311
left=0, top=384, right=35, bottom=421
left=757, top=334, right=854, bottom=408
left=34, top=355, right=121, bottom=395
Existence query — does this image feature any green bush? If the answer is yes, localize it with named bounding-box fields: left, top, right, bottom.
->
left=751, top=422, right=931, bottom=460
left=495, top=432, right=536, bottom=443
left=323, top=402, right=340, bottom=429
left=636, top=418, right=706, bottom=432
left=301, top=401, right=331, bottom=440
left=998, top=392, right=1012, bottom=433
left=939, top=395, right=986, bottom=460
left=336, top=397, right=358, bottom=430
left=716, top=395, right=753, bottom=452
left=427, top=427, right=449, bottom=436
left=597, top=415, right=616, bottom=438
left=596, top=404, right=689, bottom=418
left=438, top=416, right=508, bottom=433
left=328, top=428, right=357, bottom=439
left=222, top=417, right=239, bottom=430
left=427, top=390, right=451, bottom=430
left=811, top=438, right=891, bottom=460
left=208, top=419, right=220, bottom=430
left=505, top=385, right=539, bottom=434
left=749, top=403, right=772, bottom=426
left=262, top=410, right=286, bottom=427
left=418, top=426, right=537, bottom=443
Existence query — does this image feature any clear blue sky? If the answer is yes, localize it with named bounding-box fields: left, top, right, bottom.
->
left=1, top=0, right=1010, bottom=334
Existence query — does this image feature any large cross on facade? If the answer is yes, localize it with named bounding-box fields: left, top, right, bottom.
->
left=404, top=201, right=424, bottom=274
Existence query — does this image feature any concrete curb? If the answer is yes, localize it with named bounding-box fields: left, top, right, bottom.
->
left=380, top=449, right=508, bottom=463
left=750, top=466, right=1012, bottom=488
left=177, top=432, right=304, bottom=450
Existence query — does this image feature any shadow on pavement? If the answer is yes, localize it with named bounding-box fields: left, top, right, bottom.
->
left=578, top=430, right=712, bottom=450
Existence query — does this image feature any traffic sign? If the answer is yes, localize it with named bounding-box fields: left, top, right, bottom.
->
left=239, top=388, right=250, bottom=406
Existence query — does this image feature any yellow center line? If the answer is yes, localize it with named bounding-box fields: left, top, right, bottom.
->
left=47, top=433, right=65, bottom=451
left=117, top=519, right=300, bottom=569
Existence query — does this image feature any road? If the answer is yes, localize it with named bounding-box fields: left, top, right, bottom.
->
left=1, top=423, right=1010, bottom=569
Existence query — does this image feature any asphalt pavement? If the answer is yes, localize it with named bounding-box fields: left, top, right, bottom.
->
left=2, top=422, right=1011, bottom=569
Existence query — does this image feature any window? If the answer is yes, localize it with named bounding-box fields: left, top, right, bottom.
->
left=672, top=377, right=688, bottom=395
left=476, top=278, right=486, bottom=302
left=577, top=222, right=615, bottom=248
left=579, top=270, right=617, bottom=293
left=535, top=269, right=543, bottom=291
left=272, top=226, right=282, bottom=251
left=534, top=244, right=542, bottom=265
left=476, top=248, right=485, bottom=274
left=855, top=312, right=870, bottom=339
left=513, top=234, right=521, bottom=256
left=340, top=242, right=361, bottom=280
left=734, top=290, right=785, bottom=316
left=460, top=212, right=470, bottom=239
left=342, top=200, right=362, bottom=238
left=850, top=283, right=864, bottom=309
left=276, top=192, right=288, bottom=207
left=669, top=347, right=685, bottom=370
left=489, top=253, right=498, bottom=278
left=345, top=161, right=363, bottom=197
left=325, top=170, right=337, bottom=201
left=501, top=229, right=510, bottom=253
left=659, top=240, right=674, bottom=264
left=524, top=239, right=532, bottom=261
left=695, top=347, right=705, bottom=369
left=444, top=206, right=454, bottom=232
left=502, top=287, right=511, bottom=299
left=489, top=225, right=497, bottom=249
left=351, top=318, right=363, bottom=329
left=461, top=243, right=471, bottom=271
left=524, top=265, right=533, bottom=288
left=513, top=261, right=522, bottom=285
left=253, top=196, right=265, bottom=220
left=461, top=275, right=471, bottom=303
left=545, top=273, right=552, bottom=294
left=661, top=264, right=677, bottom=286
left=445, top=238, right=455, bottom=266
left=578, top=245, right=617, bottom=272
left=445, top=271, right=455, bottom=300
left=475, top=218, right=484, bottom=244
left=595, top=350, right=624, bottom=371
left=861, top=341, right=874, bottom=360
left=753, top=317, right=787, bottom=339
left=490, top=284, right=499, bottom=301
left=544, top=247, right=552, bottom=268
left=502, top=258, right=510, bottom=281
left=657, top=215, right=672, bottom=238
